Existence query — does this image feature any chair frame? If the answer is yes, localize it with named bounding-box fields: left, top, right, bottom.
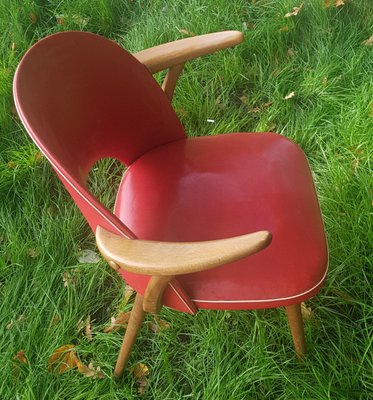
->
left=87, top=31, right=307, bottom=379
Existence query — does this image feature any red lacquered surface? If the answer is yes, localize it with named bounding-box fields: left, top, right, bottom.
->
left=115, top=133, right=328, bottom=310
left=14, top=31, right=327, bottom=313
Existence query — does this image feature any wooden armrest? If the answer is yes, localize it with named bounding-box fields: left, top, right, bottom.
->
left=133, top=31, right=243, bottom=74
left=96, top=226, right=271, bottom=277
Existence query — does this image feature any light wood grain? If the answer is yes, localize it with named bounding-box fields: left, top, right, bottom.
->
left=162, top=63, right=184, bottom=100
left=143, top=276, right=174, bottom=313
left=133, top=31, right=243, bottom=74
left=96, top=226, right=272, bottom=276
left=285, top=303, right=306, bottom=358
left=113, top=293, right=146, bottom=379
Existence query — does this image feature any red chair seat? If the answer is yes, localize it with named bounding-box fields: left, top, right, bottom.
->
left=114, top=132, right=328, bottom=311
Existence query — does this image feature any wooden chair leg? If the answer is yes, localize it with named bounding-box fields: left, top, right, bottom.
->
left=285, top=303, right=306, bottom=359
left=113, top=292, right=146, bottom=379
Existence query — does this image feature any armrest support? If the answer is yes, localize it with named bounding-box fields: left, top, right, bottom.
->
left=133, top=31, right=243, bottom=74
left=96, top=226, right=271, bottom=277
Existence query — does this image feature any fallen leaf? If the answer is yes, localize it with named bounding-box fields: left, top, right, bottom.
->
left=362, top=34, right=373, bottom=46
left=301, top=302, right=314, bottom=320
left=77, top=361, right=105, bottom=379
left=176, top=108, right=188, bottom=117
left=18, top=314, right=26, bottom=323
left=284, top=3, right=304, bottom=18
left=7, top=161, right=16, bottom=168
left=239, top=95, right=248, bottom=103
left=56, top=15, right=65, bottom=25
left=104, top=311, right=131, bottom=333
left=325, top=0, right=331, bottom=8
left=85, top=316, right=93, bottom=341
left=279, top=26, right=289, bottom=32
left=352, top=158, right=359, bottom=175
left=52, top=314, right=60, bottom=325
left=6, top=320, right=14, bottom=330
left=27, top=248, right=38, bottom=258
left=251, top=107, right=261, bottom=113
left=13, top=350, right=27, bottom=365
left=34, top=151, right=43, bottom=161
left=149, top=317, right=171, bottom=333
left=137, top=377, right=148, bottom=395
left=123, top=286, right=134, bottom=305
left=283, top=91, right=295, bottom=100
left=287, top=48, right=296, bottom=57
left=29, top=12, right=37, bottom=23
left=178, top=28, right=195, bottom=36
left=133, top=363, right=149, bottom=379
left=77, top=249, right=100, bottom=264
left=63, top=269, right=79, bottom=287
left=48, top=344, right=79, bottom=373
left=335, top=0, right=345, bottom=6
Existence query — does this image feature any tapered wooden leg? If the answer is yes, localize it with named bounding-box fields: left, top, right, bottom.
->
left=285, top=303, right=306, bottom=359
left=114, top=293, right=146, bottom=379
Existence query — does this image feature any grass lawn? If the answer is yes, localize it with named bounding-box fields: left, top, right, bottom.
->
left=0, top=0, right=372, bottom=398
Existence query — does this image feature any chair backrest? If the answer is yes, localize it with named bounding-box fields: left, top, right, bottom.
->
left=13, top=31, right=186, bottom=237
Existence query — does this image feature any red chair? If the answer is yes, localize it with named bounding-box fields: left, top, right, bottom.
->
left=13, top=31, right=328, bottom=378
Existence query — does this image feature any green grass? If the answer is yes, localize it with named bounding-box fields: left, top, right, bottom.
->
left=1, top=0, right=372, bottom=398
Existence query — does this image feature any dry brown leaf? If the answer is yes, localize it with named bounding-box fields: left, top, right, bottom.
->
left=48, top=344, right=79, bottom=373
left=124, top=286, right=134, bottom=305
left=284, top=3, right=304, bottom=18
left=29, top=13, right=37, bottom=23
left=301, top=302, right=314, bottom=320
left=279, top=26, right=289, bottom=32
left=52, top=314, right=60, bottom=325
left=149, top=317, right=171, bottom=333
left=133, top=363, right=149, bottom=379
left=104, top=311, right=131, bottom=333
left=287, top=48, right=296, bottom=57
left=77, top=361, right=105, bottom=379
left=7, top=161, right=16, bottom=168
left=13, top=350, right=27, bottom=365
left=85, top=316, right=93, bottom=341
left=362, top=34, right=373, bottom=46
left=177, top=108, right=188, bottom=117
left=137, top=377, right=148, bottom=396
left=352, top=158, right=359, bottom=175
left=335, top=0, right=345, bottom=6
left=27, top=249, right=38, bottom=258
left=283, top=91, right=295, bottom=100
left=325, top=0, right=331, bottom=7
left=63, top=269, right=79, bottom=287
left=178, top=28, right=195, bottom=36
left=239, top=95, right=248, bottom=103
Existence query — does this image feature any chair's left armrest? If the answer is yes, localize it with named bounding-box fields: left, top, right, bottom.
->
left=133, top=31, right=244, bottom=74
